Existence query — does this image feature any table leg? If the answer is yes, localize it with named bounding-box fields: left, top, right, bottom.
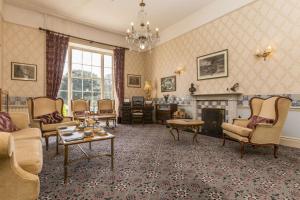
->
left=106, top=119, right=110, bottom=128
left=169, top=127, right=176, bottom=141
left=175, top=128, right=180, bottom=141
left=64, top=145, right=69, bottom=184
left=89, top=142, right=92, bottom=150
left=111, top=138, right=114, bottom=171
left=193, top=126, right=199, bottom=143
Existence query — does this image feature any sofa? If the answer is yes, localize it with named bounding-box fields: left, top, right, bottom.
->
left=0, top=112, right=43, bottom=200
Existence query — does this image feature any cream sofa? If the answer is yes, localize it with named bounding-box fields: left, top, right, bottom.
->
left=0, top=112, right=43, bottom=200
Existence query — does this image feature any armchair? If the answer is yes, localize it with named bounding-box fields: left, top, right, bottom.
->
left=71, top=99, right=90, bottom=121
left=222, top=96, right=292, bottom=158
left=97, top=99, right=117, bottom=127
left=27, top=97, right=76, bottom=151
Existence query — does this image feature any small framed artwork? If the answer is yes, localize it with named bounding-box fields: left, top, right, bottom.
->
left=11, top=62, right=37, bottom=81
left=161, top=76, right=176, bottom=92
left=197, top=49, right=228, bottom=80
left=127, top=74, right=141, bottom=88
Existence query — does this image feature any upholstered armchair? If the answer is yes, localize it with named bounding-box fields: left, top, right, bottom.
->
left=71, top=99, right=90, bottom=120
left=97, top=99, right=117, bottom=127
left=222, top=96, right=292, bottom=158
left=27, top=97, right=76, bottom=151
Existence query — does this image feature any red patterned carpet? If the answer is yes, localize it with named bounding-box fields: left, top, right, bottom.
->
left=40, top=124, right=300, bottom=199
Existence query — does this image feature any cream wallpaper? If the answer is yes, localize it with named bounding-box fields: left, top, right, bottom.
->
left=0, top=16, right=3, bottom=88
left=124, top=50, right=146, bottom=99
left=145, top=0, right=300, bottom=98
left=2, top=22, right=46, bottom=97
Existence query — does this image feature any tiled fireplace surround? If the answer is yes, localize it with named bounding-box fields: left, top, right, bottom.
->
left=191, top=93, right=242, bottom=123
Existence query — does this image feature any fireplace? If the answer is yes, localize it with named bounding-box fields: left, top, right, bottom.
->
left=201, top=108, right=225, bottom=138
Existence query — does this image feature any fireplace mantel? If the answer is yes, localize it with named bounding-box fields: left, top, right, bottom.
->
left=192, top=92, right=242, bottom=101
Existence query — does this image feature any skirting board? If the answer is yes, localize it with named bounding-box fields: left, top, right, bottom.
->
left=280, top=136, right=300, bottom=148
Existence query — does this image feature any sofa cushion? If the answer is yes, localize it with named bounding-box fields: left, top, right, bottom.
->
left=37, top=111, right=64, bottom=124
left=12, top=128, right=41, bottom=140
left=222, top=123, right=253, bottom=137
left=14, top=138, right=43, bottom=175
left=0, top=112, right=19, bottom=132
left=41, top=120, right=77, bottom=132
left=247, top=115, right=274, bottom=129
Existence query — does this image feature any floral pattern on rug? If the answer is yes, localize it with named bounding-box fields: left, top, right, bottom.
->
left=40, top=124, right=300, bottom=200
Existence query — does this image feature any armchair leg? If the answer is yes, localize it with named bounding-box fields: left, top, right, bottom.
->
left=222, top=133, right=226, bottom=146
left=45, top=136, right=49, bottom=151
left=274, top=145, right=279, bottom=158
left=240, top=142, right=245, bottom=158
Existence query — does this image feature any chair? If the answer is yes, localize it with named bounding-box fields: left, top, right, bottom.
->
left=71, top=99, right=90, bottom=121
left=131, top=96, right=144, bottom=124
left=0, top=112, right=42, bottom=200
left=222, top=96, right=292, bottom=158
left=97, top=99, right=117, bottom=127
left=27, top=97, right=76, bottom=151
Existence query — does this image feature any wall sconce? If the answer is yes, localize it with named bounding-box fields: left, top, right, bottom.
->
left=255, top=46, right=273, bottom=61
left=174, top=67, right=185, bottom=75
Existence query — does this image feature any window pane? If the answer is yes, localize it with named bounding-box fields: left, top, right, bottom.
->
left=83, top=51, right=92, bottom=65
left=72, top=64, right=82, bottom=78
left=83, top=65, right=92, bottom=78
left=104, top=80, right=112, bottom=99
left=60, top=73, right=68, bottom=90
left=92, top=53, right=101, bottom=66
left=92, top=79, right=101, bottom=92
left=83, top=79, right=92, bottom=92
left=72, top=91, right=82, bottom=100
left=83, top=92, right=92, bottom=101
left=58, top=91, right=68, bottom=104
left=72, top=49, right=82, bottom=63
left=104, top=55, right=112, bottom=68
left=72, top=78, right=82, bottom=91
left=104, top=67, right=112, bottom=80
left=92, top=66, right=101, bottom=79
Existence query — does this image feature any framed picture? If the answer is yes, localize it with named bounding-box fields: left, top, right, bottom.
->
left=127, top=74, right=141, bottom=88
left=11, top=62, right=37, bottom=81
left=197, top=49, right=228, bottom=80
left=161, top=76, right=176, bottom=92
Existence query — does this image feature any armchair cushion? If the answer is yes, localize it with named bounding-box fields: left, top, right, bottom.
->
left=222, top=123, right=253, bottom=137
left=41, top=120, right=77, bottom=132
left=247, top=115, right=274, bottom=129
left=36, top=111, right=63, bottom=124
left=0, top=112, right=19, bottom=132
left=12, top=128, right=42, bottom=141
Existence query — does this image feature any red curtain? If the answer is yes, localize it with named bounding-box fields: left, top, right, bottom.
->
left=46, top=31, right=69, bottom=99
left=113, top=48, right=125, bottom=115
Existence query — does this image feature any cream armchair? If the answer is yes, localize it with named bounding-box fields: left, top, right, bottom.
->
left=222, top=96, right=292, bottom=158
left=0, top=112, right=42, bottom=200
left=97, top=99, right=117, bottom=127
left=27, top=97, right=76, bottom=151
left=71, top=99, right=90, bottom=120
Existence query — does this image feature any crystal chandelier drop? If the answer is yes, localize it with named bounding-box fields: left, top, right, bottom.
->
left=126, top=0, right=159, bottom=51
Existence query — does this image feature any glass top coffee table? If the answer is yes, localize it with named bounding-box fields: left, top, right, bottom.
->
left=56, top=126, right=115, bottom=183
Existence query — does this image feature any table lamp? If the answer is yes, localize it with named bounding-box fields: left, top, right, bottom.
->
left=144, top=81, right=152, bottom=100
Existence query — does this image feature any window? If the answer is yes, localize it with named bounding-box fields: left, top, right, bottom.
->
left=58, top=45, right=113, bottom=114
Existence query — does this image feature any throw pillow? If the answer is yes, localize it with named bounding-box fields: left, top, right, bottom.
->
left=37, top=111, right=64, bottom=124
left=247, top=115, right=274, bottom=129
left=0, top=112, right=19, bottom=132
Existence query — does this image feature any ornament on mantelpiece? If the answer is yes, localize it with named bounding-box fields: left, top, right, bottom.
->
left=189, top=83, right=196, bottom=95
left=226, top=83, right=239, bottom=92
left=163, top=94, right=169, bottom=103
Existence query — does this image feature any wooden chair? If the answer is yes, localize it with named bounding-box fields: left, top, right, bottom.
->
left=131, top=96, right=144, bottom=125
left=71, top=99, right=90, bottom=121
left=97, top=99, right=117, bottom=127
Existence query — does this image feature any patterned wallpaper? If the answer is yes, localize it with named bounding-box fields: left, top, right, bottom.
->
left=2, top=22, right=46, bottom=97
left=0, top=16, right=3, bottom=88
left=124, top=50, right=146, bottom=99
left=145, top=0, right=300, bottom=98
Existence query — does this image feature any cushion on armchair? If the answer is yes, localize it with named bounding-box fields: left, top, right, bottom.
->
left=0, top=112, right=19, bottom=132
left=247, top=115, right=274, bottom=129
left=36, top=111, right=64, bottom=124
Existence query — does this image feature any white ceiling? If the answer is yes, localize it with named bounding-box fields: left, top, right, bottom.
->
left=4, top=0, right=213, bottom=35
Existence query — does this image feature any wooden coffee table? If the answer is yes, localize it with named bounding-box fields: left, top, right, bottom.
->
left=57, top=126, right=115, bottom=183
left=166, top=119, right=204, bottom=142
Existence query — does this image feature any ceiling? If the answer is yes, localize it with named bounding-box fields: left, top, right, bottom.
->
left=5, top=0, right=213, bottom=35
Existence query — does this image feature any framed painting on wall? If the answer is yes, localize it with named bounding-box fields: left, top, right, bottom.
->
left=127, top=74, right=141, bottom=88
left=197, top=49, right=228, bottom=80
left=11, top=62, right=37, bottom=81
left=161, top=76, right=176, bottom=92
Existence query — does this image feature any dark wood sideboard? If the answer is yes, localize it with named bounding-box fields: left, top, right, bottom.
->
left=155, top=103, right=178, bottom=124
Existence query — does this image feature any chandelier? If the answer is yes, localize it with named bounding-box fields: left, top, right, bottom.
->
left=126, top=0, right=159, bottom=51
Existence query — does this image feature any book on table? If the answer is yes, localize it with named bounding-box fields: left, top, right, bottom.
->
left=60, top=131, right=84, bottom=142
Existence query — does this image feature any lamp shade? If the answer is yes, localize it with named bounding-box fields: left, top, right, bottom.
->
left=144, top=81, right=152, bottom=91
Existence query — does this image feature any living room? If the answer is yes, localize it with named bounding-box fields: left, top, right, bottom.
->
left=0, top=0, right=300, bottom=199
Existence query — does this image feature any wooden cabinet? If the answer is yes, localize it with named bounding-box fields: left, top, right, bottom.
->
left=144, top=105, right=154, bottom=124
left=155, top=104, right=177, bottom=124
left=121, top=102, right=131, bottom=124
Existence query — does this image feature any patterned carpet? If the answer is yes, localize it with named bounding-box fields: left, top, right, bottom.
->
left=40, top=124, right=300, bottom=200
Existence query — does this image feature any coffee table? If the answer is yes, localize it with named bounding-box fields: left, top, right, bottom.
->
left=77, top=114, right=117, bottom=128
left=166, top=119, right=204, bottom=142
left=57, top=126, right=115, bottom=183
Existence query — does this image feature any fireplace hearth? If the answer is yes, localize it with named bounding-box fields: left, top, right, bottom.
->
left=201, top=108, right=225, bottom=138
